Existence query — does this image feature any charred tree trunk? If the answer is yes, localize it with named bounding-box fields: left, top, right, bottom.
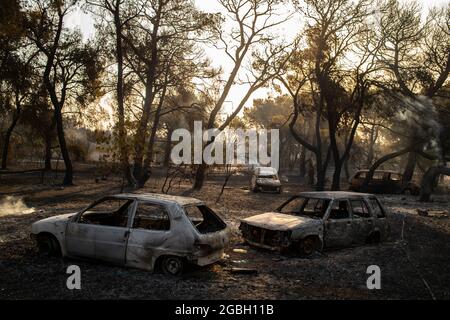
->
left=402, top=151, right=417, bottom=184
left=131, top=5, right=162, bottom=179
left=307, top=159, right=315, bottom=186
left=316, top=165, right=326, bottom=191
left=366, top=125, right=378, bottom=168
left=53, top=107, right=73, bottom=185
left=361, top=145, right=416, bottom=191
left=44, top=132, right=52, bottom=170
left=419, top=166, right=450, bottom=202
left=193, top=162, right=207, bottom=190
left=163, top=127, right=173, bottom=167
left=299, top=145, right=306, bottom=178
left=1, top=106, right=20, bottom=170
left=344, top=157, right=350, bottom=181
left=113, top=4, right=134, bottom=187
left=138, top=85, right=167, bottom=188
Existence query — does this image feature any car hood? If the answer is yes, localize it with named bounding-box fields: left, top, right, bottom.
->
left=32, top=213, right=75, bottom=227
left=241, top=212, right=320, bottom=231
left=256, top=178, right=281, bottom=186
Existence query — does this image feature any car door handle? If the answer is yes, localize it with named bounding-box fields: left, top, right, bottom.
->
left=124, top=230, right=130, bottom=240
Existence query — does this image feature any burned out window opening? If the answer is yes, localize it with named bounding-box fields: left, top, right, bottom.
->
left=78, top=198, right=133, bottom=227
left=356, top=171, right=367, bottom=179
left=278, top=197, right=329, bottom=219
left=278, top=196, right=305, bottom=214
left=184, top=205, right=226, bottom=234
left=328, top=200, right=350, bottom=220
left=389, top=173, right=402, bottom=181
left=133, top=202, right=170, bottom=231
left=372, top=172, right=384, bottom=180
left=369, top=197, right=386, bottom=218
left=350, top=200, right=371, bottom=219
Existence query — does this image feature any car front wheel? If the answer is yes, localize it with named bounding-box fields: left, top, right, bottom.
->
left=298, top=236, right=318, bottom=256
left=161, top=256, right=185, bottom=276
left=37, top=234, right=61, bottom=257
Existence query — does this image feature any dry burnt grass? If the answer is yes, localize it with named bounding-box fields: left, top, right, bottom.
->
left=0, top=167, right=449, bottom=299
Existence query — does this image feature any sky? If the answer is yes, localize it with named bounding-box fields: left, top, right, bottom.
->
left=65, top=0, right=449, bottom=116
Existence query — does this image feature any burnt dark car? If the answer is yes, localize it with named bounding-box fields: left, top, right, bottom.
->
left=349, top=170, right=420, bottom=195
left=239, top=192, right=390, bottom=256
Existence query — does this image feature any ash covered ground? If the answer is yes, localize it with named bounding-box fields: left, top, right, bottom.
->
left=0, top=167, right=449, bottom=300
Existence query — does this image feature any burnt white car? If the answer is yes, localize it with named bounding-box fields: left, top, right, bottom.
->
left=31, top=193, right=230, bottom=275
left=240, top=191, right=389, bottom=256
left=250, top=167, right=282, bottom=193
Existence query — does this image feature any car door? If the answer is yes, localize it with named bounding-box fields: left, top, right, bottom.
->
left=369, top=172, right=385, bottom=193
left=323, top=200, right=353, bottom=248
left=65, top=197, right=134, bottom=265
left=386, top=173, right=402, bottom=193
left=349, top=198, right=374, bottom=244
left=368, top=197, right=389, bottom=240
left=126, top=201, right=173, bottom=270
left=65, top=217, right=96, bottom=258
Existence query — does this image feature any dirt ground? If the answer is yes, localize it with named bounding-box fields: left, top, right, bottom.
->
left=0, top=167, right=449, bottom=300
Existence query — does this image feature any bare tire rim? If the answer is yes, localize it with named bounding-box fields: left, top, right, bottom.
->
left=165, top=258, right=182, bottom=275
left=39, top=238, right=52, bottom=255
left=303, top=238, right=315, bottom=255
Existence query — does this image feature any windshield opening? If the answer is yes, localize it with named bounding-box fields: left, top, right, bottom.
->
left=278, top=196, right=330, bottom=219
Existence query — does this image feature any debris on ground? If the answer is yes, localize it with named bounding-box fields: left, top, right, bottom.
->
left=228, top=267, right=258, bottom=275
left=232, top=248, right=248, bottom=254
left=417, top=209, right=429, bottom=217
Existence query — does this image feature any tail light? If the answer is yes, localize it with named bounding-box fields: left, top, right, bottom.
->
left=194, top=242, right=213, bottom=255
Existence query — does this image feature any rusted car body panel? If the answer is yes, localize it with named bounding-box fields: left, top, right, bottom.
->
left=240, top=191, right=389, bottom=253
left=31, top=193, right=230, bottom=272
left=349, top=170, right=420, bottom=195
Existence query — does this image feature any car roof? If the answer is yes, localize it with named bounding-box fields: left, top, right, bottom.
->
left=255, top=167, right=277, bottom=175
left=297, top=191, right=375, bottom=200
left=356, top=170, right=400, bottom=174
left=111, top=193, right=203, bottom=206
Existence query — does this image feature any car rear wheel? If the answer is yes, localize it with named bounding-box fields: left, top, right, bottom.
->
left=366, top=232, right=381, bottom=244
left=161, top=256, right=185, bottom=276
left=37, top=234, right=61, bottom=257
left=402, top=188, right=411, bottom=195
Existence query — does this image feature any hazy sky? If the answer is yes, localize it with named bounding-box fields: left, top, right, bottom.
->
left=66, top=0, right=449, bottom=115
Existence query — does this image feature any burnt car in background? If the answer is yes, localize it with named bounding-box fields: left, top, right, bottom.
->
left=240, top=191, right=389, bottom=256
left=250, top=166, right=282, bottom=193
left=31, top=193, right=230, bottom=275
left=349, top=170, right=420, bottom=195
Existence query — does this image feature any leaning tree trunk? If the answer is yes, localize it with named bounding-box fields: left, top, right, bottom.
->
left=419, top=166, right=450, bottom=202
left=361, top=145, right=416, bottom=191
